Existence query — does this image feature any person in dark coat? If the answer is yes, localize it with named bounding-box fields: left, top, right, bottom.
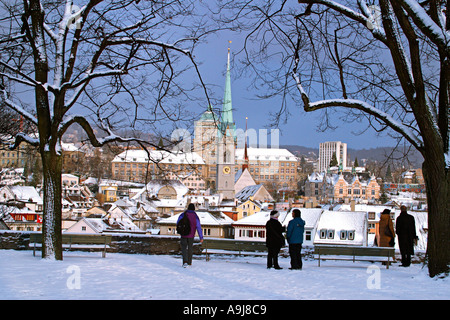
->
left=265, top=210, right=285, bottom=269
left=177, top=203, right=203, bottom=267
left=286, top=209, right=305, bottom=270
left=395, top=206, right=418, bottom=267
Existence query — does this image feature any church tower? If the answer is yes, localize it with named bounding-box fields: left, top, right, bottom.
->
left=216, top=44, right=236, bottom=200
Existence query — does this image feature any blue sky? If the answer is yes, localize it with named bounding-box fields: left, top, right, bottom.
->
left=192, top=33, right=398, bottom=150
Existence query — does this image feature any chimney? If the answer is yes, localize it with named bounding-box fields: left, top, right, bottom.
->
left=350, top=199, right=356, bottom=211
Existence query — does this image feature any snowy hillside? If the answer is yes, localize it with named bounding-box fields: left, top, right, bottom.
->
left=0, top=250, right=448, bottom=300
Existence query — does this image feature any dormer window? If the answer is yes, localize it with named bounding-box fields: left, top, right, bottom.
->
left=327, top=229, right=335, bottom=239
left=348, top=230, right=355, bottom=240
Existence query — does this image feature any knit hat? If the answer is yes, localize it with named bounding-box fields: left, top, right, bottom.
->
left=270, top=210, right=280, bottom=218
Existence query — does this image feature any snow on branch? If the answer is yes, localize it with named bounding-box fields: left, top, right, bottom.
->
left=292, top=57, right=422, bottom=149
left=399, top=0, right=450, bottom=53
left=297, top=88, right=423, bottom=150
left=8, top=132, right=39, bottom=149
left=298, top=0, right=387, bottom=41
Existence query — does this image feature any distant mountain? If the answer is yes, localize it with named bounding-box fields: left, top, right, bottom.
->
left=281, top=144, right=424, bottom=167
left=280, top=145, right=318, bottom=158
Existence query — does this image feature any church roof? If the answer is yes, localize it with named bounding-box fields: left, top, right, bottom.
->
left=235, top=184, right=264, bottom=201
left=199, top=105, right=218, bottom=122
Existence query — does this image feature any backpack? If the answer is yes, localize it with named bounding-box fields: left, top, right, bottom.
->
left=177, top=212, right=191, bottom=236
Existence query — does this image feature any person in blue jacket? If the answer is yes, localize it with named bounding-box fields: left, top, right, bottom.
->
left=177, top=203, right=203, bottom=267
left=286, top=209, right=305, bottom=270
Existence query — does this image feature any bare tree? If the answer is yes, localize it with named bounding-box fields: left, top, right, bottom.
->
left=217, top=0, right=449, bottom=277
left=0, top=0, right=212, bottom=260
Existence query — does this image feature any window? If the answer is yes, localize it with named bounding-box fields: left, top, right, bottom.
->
left=319, top=229, right=327, bottom=239
left=327, top=229, right=335, bottom=239
left=305, top=231, right=312, bottom=241
left=81, top=226, right=86, bottom=231
left=340, top=230, right=347, bottom=240
left=348, top=230, right=355, bottom=240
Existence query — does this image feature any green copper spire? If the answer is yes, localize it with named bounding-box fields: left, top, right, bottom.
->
left=219, top=44, right=236, bottom=138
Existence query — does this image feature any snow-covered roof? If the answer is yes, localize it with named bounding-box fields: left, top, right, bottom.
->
left=112, top=149, right=205, bottom=165
left=281, top=208, right=323, bottom=229
left=314, top=210, right=367, bottom=246
left=307, top=172, right=325, bottom=183
left=334, top=204, right=395, bottom=221
left=65, top=218, right=110, bottom=233
left=132, top=180, right=189, bottom=201
left=61, top=142, right=80, bottom=152
left=235, top=147, right=297, bottom=162
left=158, top=210, right=234, bottom=226
left=9, top=186, right=42, bottom=204
left=233, top=210, right=289, bottom=227
left=235, top=184, right=263, bottom=201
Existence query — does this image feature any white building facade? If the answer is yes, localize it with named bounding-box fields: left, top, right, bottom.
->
left=318, top=141, right=347, bottom=173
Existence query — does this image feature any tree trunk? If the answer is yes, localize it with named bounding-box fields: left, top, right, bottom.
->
left=41, top=151, right=63, bottom=260
left=422, top=156, right=450, bottom=277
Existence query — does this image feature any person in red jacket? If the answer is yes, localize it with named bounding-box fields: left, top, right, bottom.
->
left=177, top=203, right=203, bottom=267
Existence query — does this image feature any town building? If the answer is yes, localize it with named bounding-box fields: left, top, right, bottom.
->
left=193, top=105, right=219, bottom=185
left=313, top=210, right=368, bottom=246
left=234, top=147, right=298, bottom=189
left=157, top=210, right=235, bottom=238
left=235, top=184, right=273, bottom=204
left=0, top=168, right=25, bottom=185
left=305, top=172, right=380, bottom=203
left=281, top=208, right=323, bottom=247
left=0, top=134, right=39, bottom=169
left=235, top=199, right=263, bottom=221
left=111, top=149, right=205, bottom=184
left=318, top=141, right=347, bottom=173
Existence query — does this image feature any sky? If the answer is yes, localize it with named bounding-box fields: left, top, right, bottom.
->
left=191, top=32, right=398, bottom=150
left=2, top=2, right=399, bottom=152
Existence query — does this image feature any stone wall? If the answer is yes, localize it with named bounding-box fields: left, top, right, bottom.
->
left=0, top=231, right=202, bottom=255
left=0, top=231, right=30, bottom=250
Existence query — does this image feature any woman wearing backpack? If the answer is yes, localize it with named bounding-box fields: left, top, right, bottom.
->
left=177, top=203, right=203, bottom=267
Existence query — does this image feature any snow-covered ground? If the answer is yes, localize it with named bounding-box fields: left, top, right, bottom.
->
left=0, top=249, right=448, bottom=300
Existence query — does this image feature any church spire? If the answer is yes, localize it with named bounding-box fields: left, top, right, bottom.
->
left=219, top=41, right=235, bottom=138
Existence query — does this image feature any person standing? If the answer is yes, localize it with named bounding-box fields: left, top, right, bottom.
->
left=177, top=203, right=203, bottom=267
left=375, top=209, right=395, bottom=247
left=265, top=210, right=285, bottom=269
left=286, top=209, right=305, bottom=270
left=396, top=205, right=418, bottom=267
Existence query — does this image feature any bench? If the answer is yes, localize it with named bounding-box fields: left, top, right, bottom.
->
left=29, top=233, right=112, bottom=258
left=202, top=238, right=267, bottom=261
left=314, top=245, right=395, bottom=269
